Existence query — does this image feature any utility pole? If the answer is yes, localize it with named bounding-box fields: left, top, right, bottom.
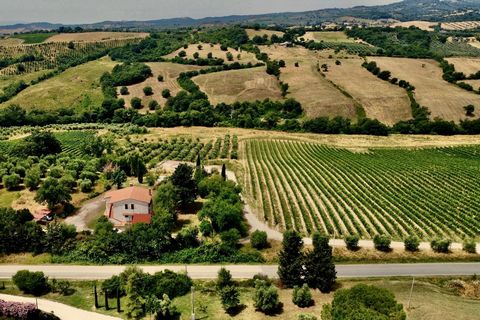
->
left=191, top=286, right=195, bottom=320
left=408, top=277, right=415, bottom=310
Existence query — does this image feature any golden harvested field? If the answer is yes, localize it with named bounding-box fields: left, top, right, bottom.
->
left=260, top=45, right=357, bottom=119
left=164, top=43, right=259, bottom=64
left=463, top=79, right=480, bottom=90
left=320, top=58, right=411, bottom=125
left=118, top=62, right=204, bottom=110
left=46, top=32, right=149, bottom=43
left=391, top=20, right=437, bottom=31
left=245, top=28, right=284, bottom=40
left=441, top=21, right=480, bottom=31
left=0, top=37, right=24, bottom=46
left=301, top=31, right=356, bottom=43
left=192, top=66, right=283, bottom=105
left=369, top=57, right=480, bottom=121
left=446, top=57, right=480, bottom=76
left=0, top=57, right=117, bottom=111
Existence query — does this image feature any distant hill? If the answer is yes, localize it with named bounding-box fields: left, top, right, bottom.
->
left=1, top=0, right=480, bottom=33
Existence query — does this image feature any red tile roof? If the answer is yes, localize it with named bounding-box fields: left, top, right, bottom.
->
left=131, top=214, right=152, bottom=224
left=105, top=186, right=152, bottom=203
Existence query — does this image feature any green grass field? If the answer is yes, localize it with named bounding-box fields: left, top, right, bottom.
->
left=0, top=57, right=117, bottom=111
left=244, top=139, right=480, bottom=240
left=11, top=32, right=57, bottom=44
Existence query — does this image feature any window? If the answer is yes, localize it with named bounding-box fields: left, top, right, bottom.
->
left=125, top=204, right=128, bottom=210
left=131, top=204, right=135, bottom=210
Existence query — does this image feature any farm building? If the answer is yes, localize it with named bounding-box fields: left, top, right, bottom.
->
left=104, top=186, right=153, bottom=228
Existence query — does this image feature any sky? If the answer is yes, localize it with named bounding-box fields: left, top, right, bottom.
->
left=0, top=0, right=398, bottom=25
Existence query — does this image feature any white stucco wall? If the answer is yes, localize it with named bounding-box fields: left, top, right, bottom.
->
left=108, top=199, right=151, bottom=222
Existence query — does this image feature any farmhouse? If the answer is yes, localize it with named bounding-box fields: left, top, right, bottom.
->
left=104, top=186, right=153, bottom=227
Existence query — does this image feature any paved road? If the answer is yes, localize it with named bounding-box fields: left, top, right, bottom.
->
left=0, top=294, right=120, bottom=320
left=1, top=263, right=479, bottom=280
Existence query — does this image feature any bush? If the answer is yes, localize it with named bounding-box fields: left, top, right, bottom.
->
left=253, top=280, right=281, bottom=315
left=199, top=220, right=213, bottom=237
left=102, top=275, right=125, bottom=298
left=344, top=235, right=359, bottom=251
left=162, top=89, right=171, bottom=99
left=0, top=300, right=39, bottom=320
left=292, top=284, right=313, bottom=308
left=220, top=229, right=241, bottom=247
left=12, top=270, right=50, bottom=296
left=157, top=75, right=164, bottom=82
left=373, top=234, right=391, bottom=252
left=404, top=235, right=420, bottom=252
left=431, top=238, right=452, bottom=253
left=120, top=86, right=129, bottom=95
left=220, top=285, right=241, bottom=313
left=463, top=239, right=477, bottom=254
left=79, top=179, right=93, bottom=193
left=216, top=267, right=234, bottom=291
left=148, top=100, right=159, bottom=110
left=143, top=86, right=153, bottom=96
left=131, top=97, right=142, bottom=109
left=251, top=230, right=268, bottom=249
left=2, top=174, right=21, bottom=190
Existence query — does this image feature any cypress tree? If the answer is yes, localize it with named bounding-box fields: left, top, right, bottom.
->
left=303, top=233, right=336, bottom=293
left=277, top=230, right=304, bottom=288
left=221, top=164, right=227, bottom=181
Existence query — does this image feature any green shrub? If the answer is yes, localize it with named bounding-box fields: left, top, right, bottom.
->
left=79, top=179, right=93, bottom=193
left=404, top=235, right=420, bottom=252
left=131, top=97, right=142, bottom=109
left=2, top=174, right=21, bottom=190
left=102, top=275, right=125, bottom=298
left=199, top=220, right=213, bottom=237
left=220, top=285, right=241, bottom=314
left=253, top=280, right=282, bottom=315
left=431, top=238, right=451, bottom=253
left=463, top=239, right=477, bottom=254
left=143, top=86, right=153, bottom=96
left=216, top=267, right=234, bottom=291
left=220, top=229, right=241, bottom=247
left=251, top=230, right=268, bottom=249
left=162, top=89, right=171, bottom=99
left=344, top=235, right=359, bottom=251
left=292, top=284, right=313, bottom=308
left=373, top=234, right=391, bottom=252
left=12, top=270, right=50, bottom=296
left=120, top=86, right=129, bottom=95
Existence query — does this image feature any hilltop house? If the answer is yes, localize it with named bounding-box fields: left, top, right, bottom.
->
left=104, top=186, right=153, bottom=227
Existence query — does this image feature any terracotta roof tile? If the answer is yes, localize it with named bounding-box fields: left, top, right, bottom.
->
left=105, top=186, right=152, bottom=203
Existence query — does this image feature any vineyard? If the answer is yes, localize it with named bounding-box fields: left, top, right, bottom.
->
left=0, top=38, right=139, bottom=76
left=125, top=134, right=237, bottom=167
left=243, top=139, right=480, bottom=240
left=54, top=131, right=96, bottom=156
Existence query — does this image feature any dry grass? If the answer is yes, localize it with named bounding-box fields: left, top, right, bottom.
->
left=369, top=57, right=480, bottom=121
left=260, top=45, right=357, bottom=119
left=46, top=32, right=149, bottom=43
left=391, top=20, right=437, bottom=31
left=137, top=127, right=480, bottom=149
left=117, top=62, right=204, bottom=110
left=0, top=37, right=24, bottom=46
left=464, top=79, right=480, bottom=90
left=301, top=31, right=356, bottom=43
left=245, top=29, right=284, bottom=40
left=446, top=57, right=480, bottom=76
left=164, top=43, right=259, bottom=65
left=320, top=58, right=411, bottom=125
left=192, top=67, right=283, bottom=105
left=1, top=57, right=117, bottom=111
left=441, top=21, right=480, bottom=31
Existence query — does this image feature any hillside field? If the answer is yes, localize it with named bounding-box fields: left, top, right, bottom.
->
left=192, top=66, right=283, bottom=105
left=391, top=21, right=436, bottom=31
left=0, top=57, right=117, bottom=111
left=320, top=58, right=411, bottom=125
left=369, top=57, right=480, bottom=121
left=260, top=45, right=358, bottom=119
left=445, top=57, right=480, bottom=76
left=246, top=28, right=284, bottom=40
left=243, top=139, right=480, bottom=240
left=301, top=31, right=356, bottom=43
left=441, top=21, right=480, bottom=31
left=117, top=62, right=203, bottom=109
left=46, top=32, right=149, bottom=43
left=164, top=43, right=259, bottom=65
left=0, top=69, right=53, bottom=95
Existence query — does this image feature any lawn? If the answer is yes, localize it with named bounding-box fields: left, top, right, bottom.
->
left=11, top=32, right=57, bottom=44
left=0, top=188, right=20, bottom=208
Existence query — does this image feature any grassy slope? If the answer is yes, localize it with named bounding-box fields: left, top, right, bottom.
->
left=0, top=70, right=53, bottom=95
left=0, top=57, right=117, bottom=111
left=11, top=33, right=57, bottom=44
left=1, top=278, right=478, bottom=320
